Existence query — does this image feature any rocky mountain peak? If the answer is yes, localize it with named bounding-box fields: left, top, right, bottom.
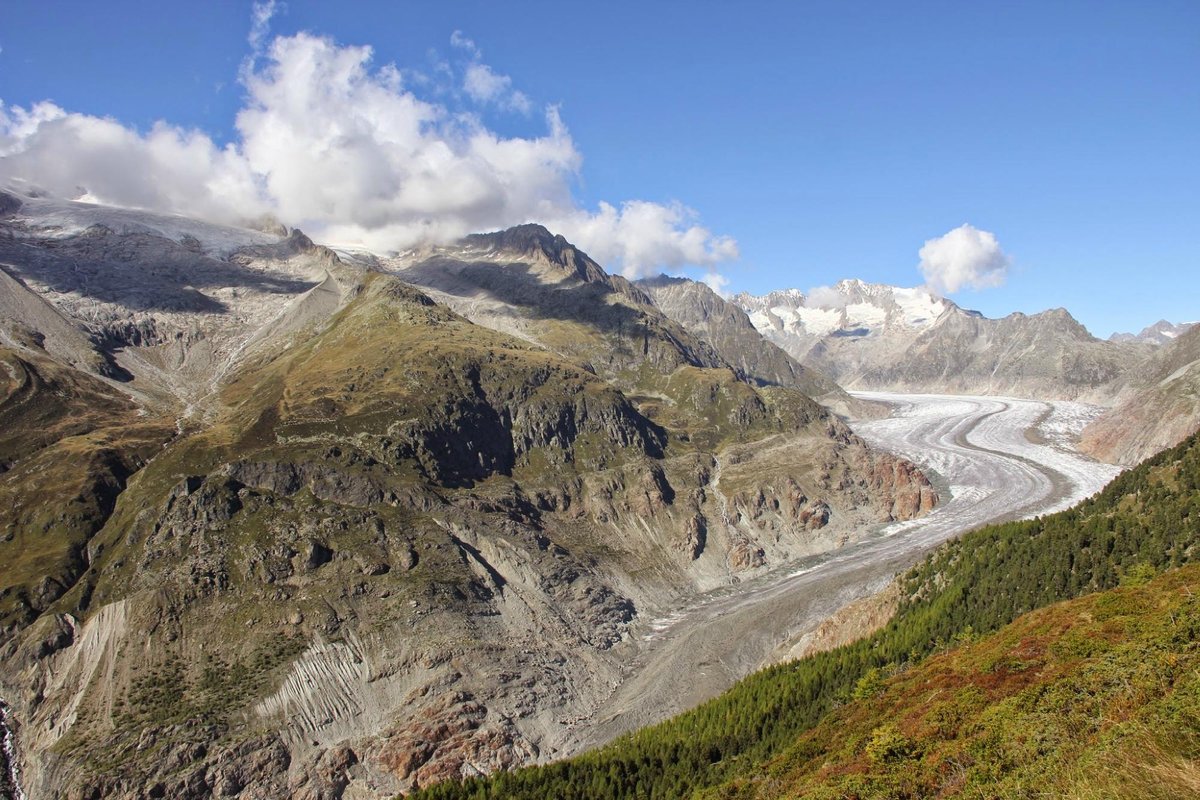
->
left=636, top=274, right=854, bottom=406
left=459, top=223, right=631, bottom=295
left=463, top=223, right=565, bottom=257
left=1027, top=307, right=1097, bottom=342
left=1109, top=319, right=1196, bottom=346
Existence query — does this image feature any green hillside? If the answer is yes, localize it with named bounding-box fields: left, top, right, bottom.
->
left=705, top=563, right=1200, bottom=799
left=410, top=430, right=1200, bottom=799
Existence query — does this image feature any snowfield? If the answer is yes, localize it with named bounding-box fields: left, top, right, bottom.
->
left=6, top=192, right=278, bottom=256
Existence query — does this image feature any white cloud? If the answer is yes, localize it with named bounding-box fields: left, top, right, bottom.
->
left=548, top=200, right=738, bottom=279
left=463, top=63, right=531, bottom=114
left=451, top=31, right=530, bottom=115
left=449, top=30, right=480, bottom=58
left=0, top=100, right=267, bottom=224
left=233, top=33, right=579, bottom=249
left=805, top=285, right=850, bottom=309
left=248, top=0, right=281, bottom=54
left=0, top=31, right=737, bottom=277
left=699, top=270, right=731, bottom=297
left=918, top=224, right=1010, bottom=294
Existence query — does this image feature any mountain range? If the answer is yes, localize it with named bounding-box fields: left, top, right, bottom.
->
left=1109, top=318, right=1195, bottom=346
left=733, top=279, right=1146, bottom=401
left=0, top=191, right=933, bottom=799
left=1081, top=321, right=1200, bottom=464
left=1, top=186, right=1197, bottom=799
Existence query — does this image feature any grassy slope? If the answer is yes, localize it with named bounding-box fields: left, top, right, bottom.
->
left=0, top=345, right=173, bottom=633
left=409, top=430, right=1200, bottom=800
left=708, top=565, right=1200, bottom=799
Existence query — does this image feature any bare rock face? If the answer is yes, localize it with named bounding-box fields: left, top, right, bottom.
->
left=867, top=454, right=939, bottom=521
left=636, top=275, right=848, bottom=403
left=0, top=200, right=938, bottom=800
left=1081, top=323, right=1200, bottom=464
left=375, top=692, right=535, bottom=791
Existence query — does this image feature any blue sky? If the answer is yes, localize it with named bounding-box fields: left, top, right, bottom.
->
left=2, top=1, right=1197, bottom=336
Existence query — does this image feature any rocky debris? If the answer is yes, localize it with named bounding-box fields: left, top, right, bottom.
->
left=376, top=692, right=535, bottom=792
left=66, top=734, right=292, bottom=800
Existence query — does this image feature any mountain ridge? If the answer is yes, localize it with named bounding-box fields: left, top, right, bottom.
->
left=634, top=274, right=869, bottom=417
left=735, top=280, right=1146, bottom=401
left=0, top=195, right=936, bottom=799
left=1081, top=321, right=1200, bottom=464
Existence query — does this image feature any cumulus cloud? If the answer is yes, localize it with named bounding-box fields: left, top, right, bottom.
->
left=232, top=33, right=583, bottom=249
left=918, top=224, right=1010, bottom=294
left=699, top=270, right=731, bottom=297
left=549, top=200, right=738, bottom=279
left=0, top=30, right=737, bottom=276
left=0, top=101, right=268, bottom=224
left=463, top=63, right=532, bottom=113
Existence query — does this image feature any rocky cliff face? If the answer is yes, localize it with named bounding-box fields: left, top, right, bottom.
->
left=1081, top=323, right=1200, bottom=465
left=735, top=280, right=1145, bottom=401
left=0, top=198, right=936, bottom=799
left=634, top=275, right=868, bottom=417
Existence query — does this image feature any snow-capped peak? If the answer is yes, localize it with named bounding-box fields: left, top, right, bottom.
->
left=1108, top=319, right=1196, bottom=346
left=734, top=280, right=953, bottom=340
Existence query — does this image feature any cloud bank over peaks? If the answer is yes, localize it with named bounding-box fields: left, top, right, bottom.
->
left=233, top=33, right=581, bottom=250
left=918, top=223, right=1011, bottom=294
left=549, top=200, right=739, bottom=279
left=0, top=28, right=737, bottom=278
left=0, top=100, right=269, bottom=224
